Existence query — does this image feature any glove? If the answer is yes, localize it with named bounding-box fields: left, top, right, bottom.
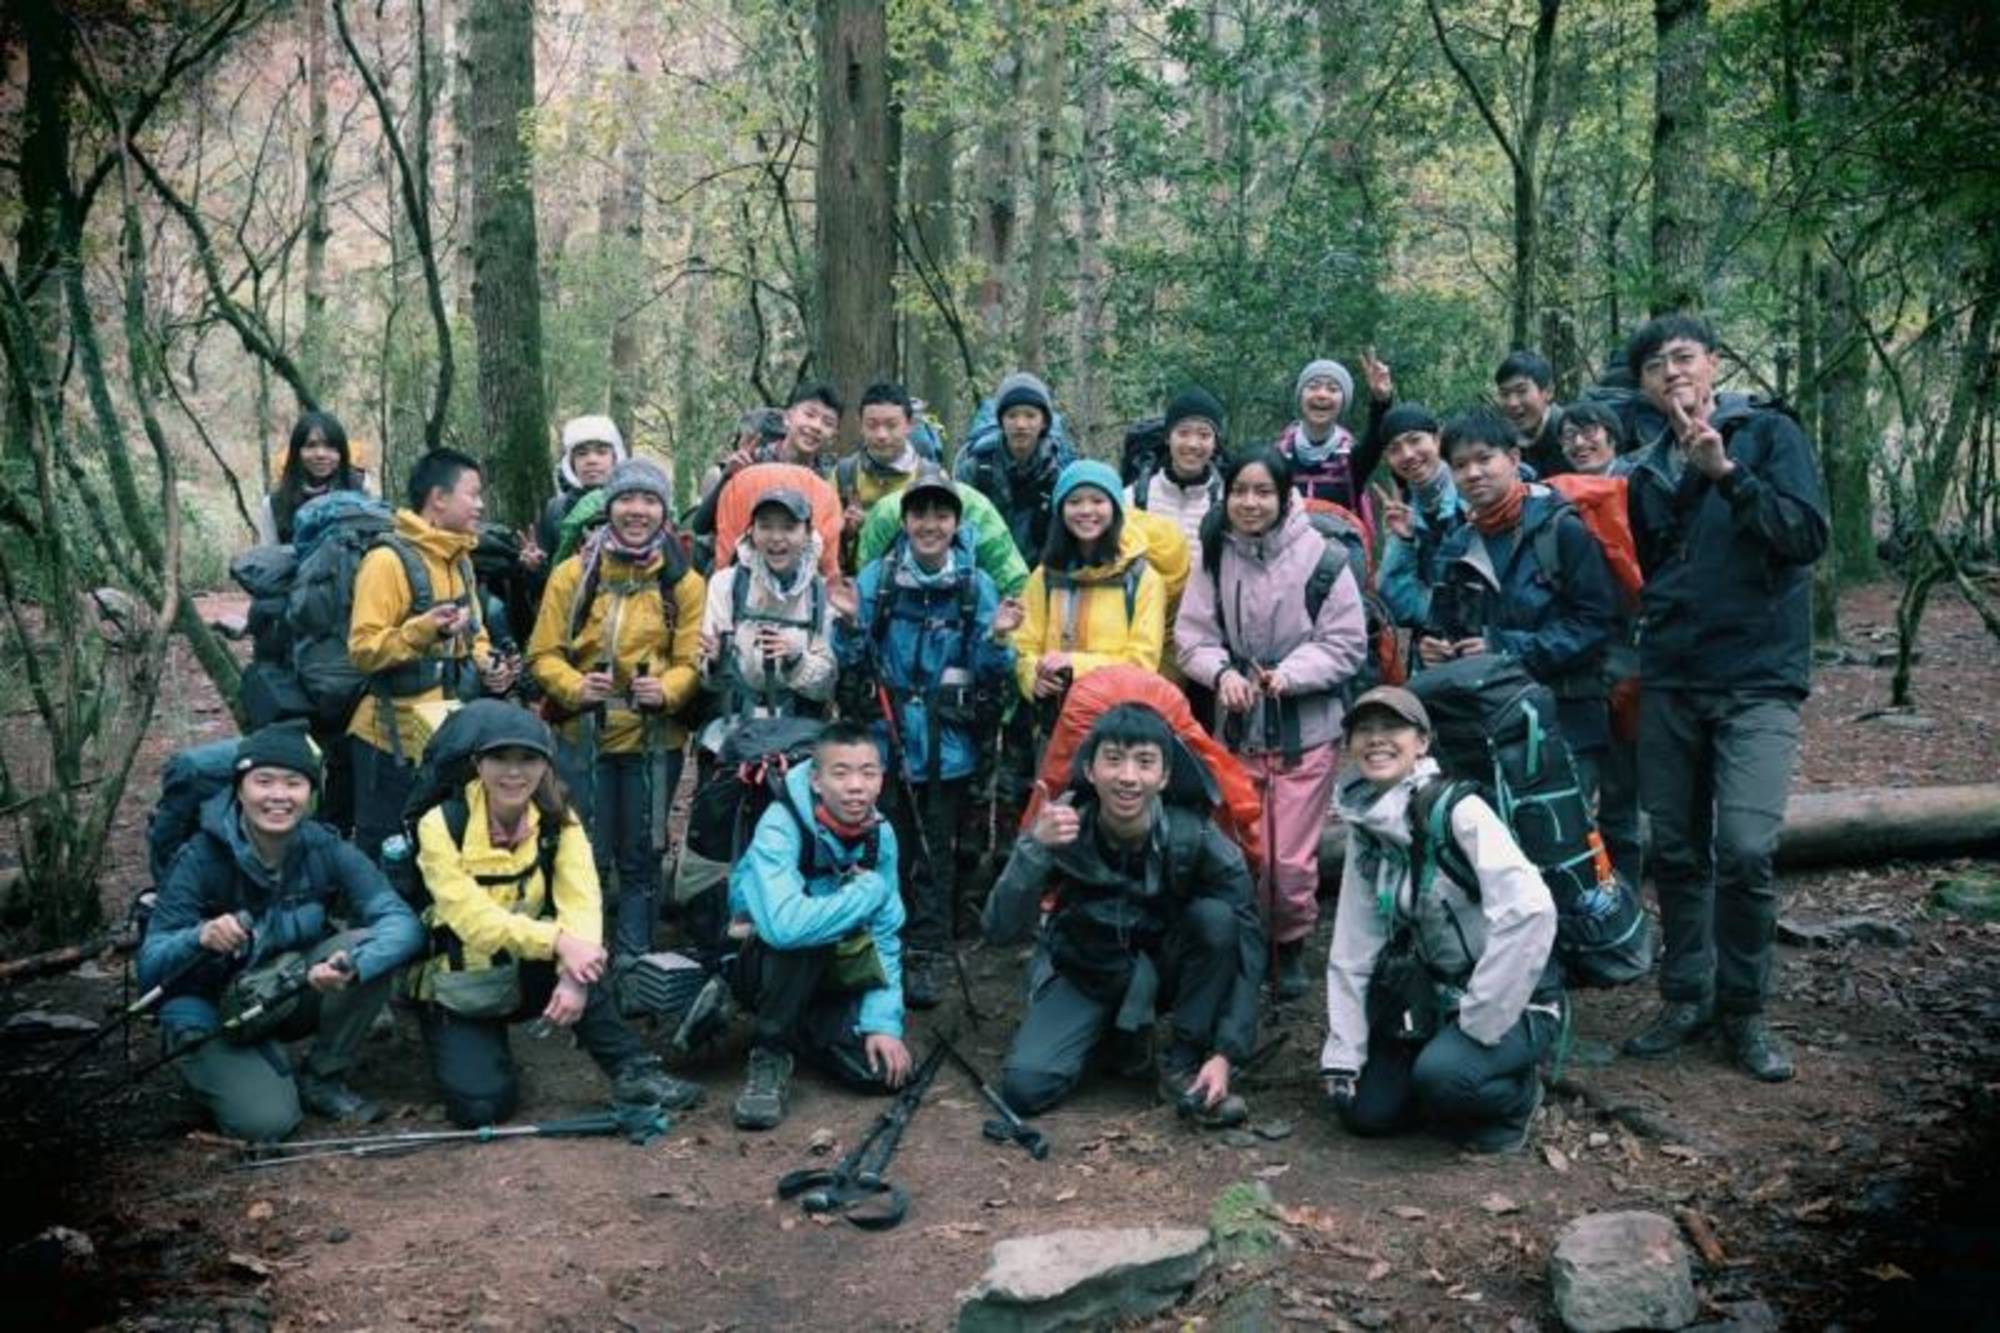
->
left=1323, top=1068, right=1358, bottom=1114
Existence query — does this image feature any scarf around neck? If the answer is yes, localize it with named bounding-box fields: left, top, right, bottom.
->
left=1469, top=480, right=1529, bottom=537
left=1289, top=421, right=1347, bottom=468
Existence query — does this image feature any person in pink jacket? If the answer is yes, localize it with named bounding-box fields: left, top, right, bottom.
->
left=1175, top=446, right=1369, bottom=1000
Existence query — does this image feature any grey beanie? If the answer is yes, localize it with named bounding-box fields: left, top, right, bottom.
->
left=1295, top=359, right=1354, bottom=418
left=605, top=457, right=672, bottom=508
left=993, top=371, right=1054, bottom=425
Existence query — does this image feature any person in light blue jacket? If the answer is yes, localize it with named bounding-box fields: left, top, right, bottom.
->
left=726, top=722, right=911, bottom=1131
left=1372, top=404, right=1467, bottom=639
left=834, top=467, right=1018, bottom=1010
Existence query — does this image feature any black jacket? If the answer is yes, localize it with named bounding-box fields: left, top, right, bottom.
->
left=1626, top=398, right=1829, bottom=695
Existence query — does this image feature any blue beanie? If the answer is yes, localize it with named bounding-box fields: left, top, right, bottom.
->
left=1052, top=459, right=1125, bottom=514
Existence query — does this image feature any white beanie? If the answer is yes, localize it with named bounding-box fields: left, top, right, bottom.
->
left=557, top=414, right=629, bottom=490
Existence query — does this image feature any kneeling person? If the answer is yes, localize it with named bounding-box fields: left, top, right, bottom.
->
left=983, top=705, right=1265, bottom=1126
left=728, top=721, right=913, bottom=1130
left=1322, top=688, right=1562, bottom=1154
left=137, top=724, right=424, bottom=1141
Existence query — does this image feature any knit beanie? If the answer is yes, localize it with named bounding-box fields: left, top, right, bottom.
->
left=1378, top=403, right=1441, bottom=443
left=1295, top=359, right=1354, bottom=417
left=234, top=722, right=322, bottom=790
left=604, top=458, right=672, bottom=508
left=1163, top=387, right=1226, bottom=440
left=993, top=371, right=1054, bottom=428
left=1051, top=459, right=1125, bottom=514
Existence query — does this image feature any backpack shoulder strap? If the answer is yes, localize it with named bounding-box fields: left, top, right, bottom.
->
left=1531, top=501, right=1575, bottom=600
left=440, top=794, right=471, bottom=849
left=1121, top=558, right=1144, bottom=624
left=836, top=454, right=859, bottom=506
left=566, top=537, right=606, bottom=644
left=1303, top=536, right=1351, bottom=624
left=1408, top=777, right=1480, bottom=903
left=379, top=534, right=434, bottom=613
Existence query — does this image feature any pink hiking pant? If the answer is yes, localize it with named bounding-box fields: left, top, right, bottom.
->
left=1241, top=742, right=1339, bottom=946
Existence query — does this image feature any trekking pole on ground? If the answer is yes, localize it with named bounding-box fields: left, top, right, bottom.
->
left=936, top=1034, right=1049, bottom=1160
left=776, top=1040, right=947, bottom=1230
left=234, top=1104, right=670, bottom=1169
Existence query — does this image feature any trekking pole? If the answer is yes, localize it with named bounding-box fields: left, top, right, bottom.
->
left=639, top=659, right=670, bottom=853
left=777, top=1041, right=946, bottom=1230
left=234, top=1104, right=670, bottom=1169
left=936, top=1034, right=1048, bottom=1160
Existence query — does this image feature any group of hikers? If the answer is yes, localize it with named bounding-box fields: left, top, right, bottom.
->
left=136, top=310, right=1827, bottom=1162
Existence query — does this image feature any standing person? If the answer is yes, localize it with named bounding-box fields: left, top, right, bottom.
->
left=833, top=468, right=1019, bottom=1008
left=1128, top=387, right=1228, bottom=546
left=255, top=410, right=367, bottom=546
left=1014, top=461, right=1167, bottom=713
left=137, top=724, right=424, bottom=1140
left=1370, top=404, right=1465, bottom=637
left=727, top=722, right=913, bottom=1131
left=698, top=383, right=843, bottom=499
left=1175, top=447, right=1369, bottom=1000
left=982, top=704, right=1266, bottom=1124
left=954, top=370, right=1068, bottom=563
left=1493, top=350, right=1566, bottom=479
left=835, top=381, right=927, bottom=569
left=409, top=703, right=700, bottom=1126
left=1274, top=351, right=1395, bottom=520
left=1618, top=315, right=1828, bottom=1082
left=1322, top=688, right=1562, bottom=1154
left=1417, top=410, right=1619, bottom=792
left=526, top=414, right=629, bottom=577
left=346, top=448, right=519, bottom=862
left=526, top=458, right=704, bottom=961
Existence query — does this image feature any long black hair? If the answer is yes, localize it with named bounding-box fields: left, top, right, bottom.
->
left=1201, top=446, right=1295, bottom=574
left=1041, top=478, right=1126, bottom=572
left=272, top=410, right=359, bottom=541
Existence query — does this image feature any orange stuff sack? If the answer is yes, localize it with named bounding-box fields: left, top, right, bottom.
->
left=713, top=462, right=843, bottom=580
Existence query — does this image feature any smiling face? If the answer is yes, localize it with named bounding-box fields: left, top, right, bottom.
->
left=860, top=403, right=911, bottom=464
left=901, top=493, right=960, bottom=566
left=427, top=466, right=486, bottom=533
left=570, top=440, right=617, bottom=487
left=786, top=399, right=840, bottom=458
left=1495, top=375, right=1553, bottom=435
left=476, top=746, right=548, bottom=814
left=1346, top=711, right=1429, bottom=786
left=1446, top=438, right=1522, bottom=513
left=608, top=490, right=665, bottom=545
left=298, top=427, right=341, bottom=483
left=1224, top=462, right=1282, bottom=537
left=1560, top=419, right=1617, bottom=474
left=811, top=740, right=884, bottom=826
left=1001, top=405, right=1047, bottom=460
left=1086, top=739, right=1169, bottom=828
left=1299, top=376, right=1345, bottom=431
left=1638, top=337, right=1720, bottom=422
left=1061, top=485, right=1116, bottom=548
left=751, top=506, right=805, bottom=573
left=238, top=767, right=312, bottom=839
left=1384, top=429, right=1443, bottom=486
left=1166, top=419, right=1218, bottom=479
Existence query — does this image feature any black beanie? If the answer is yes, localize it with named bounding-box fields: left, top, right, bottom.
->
left=1163, top=387, right=1226, bottom=441
left=234, top=722, right=322, bottom=789
left=1378, top=403, right=1441, bottom=443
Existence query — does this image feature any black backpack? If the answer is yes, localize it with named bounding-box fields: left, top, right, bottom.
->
left=1406, top=653, right=1652, bottom=988
left=1119, top=416, right=1168, bottom=486
left=146, top=739, right=242, bottom=888
left=230, top=545, right=298, bottom=666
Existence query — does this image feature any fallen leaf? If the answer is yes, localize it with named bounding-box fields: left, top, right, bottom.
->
left=1254, top=1163, right=1291, bottom=1179
left=982, top=1197, right=1012, bottom=1209
left=1793, top=1195, right=1837, bottom=1222
left=1274, top=1204, right=1342, bottom=1235
left=1053, top=1188, right=1078, bottom=1203
left=1366, top=1260, right=1392, bottom=1282
left=245, top=1201, right=274, bottom=1223
left=1659, top=1143, right=1702, bottom=1161
left=1864, top=1262, right=1913, bottom=1281
left=807, top=1128, right=836, bottom=1156
left=1479, top=1192, right=1521, bottom=1216
left=1387, top=1204, right=1428, bottom=1220
left=226, top=1252, right=274, bottom=1281
left=923, top=1222, right=990, bottom=1239
left=1543, top=1145, right=1571, bottom=1174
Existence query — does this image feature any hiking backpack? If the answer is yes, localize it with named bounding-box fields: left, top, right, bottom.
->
left=1405, top=653, right=1653, bottom=988
left=1540, top=475, right=1644, bottom=610
left=146, top=738, right=243, bottom=888
left=1119, top=417, right=1169, bottom=486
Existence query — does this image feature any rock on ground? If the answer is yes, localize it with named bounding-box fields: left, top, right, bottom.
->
left=957, top=1226, right=1212, bottom=1333
left=1550, top=1210, right=1699, bottom=1333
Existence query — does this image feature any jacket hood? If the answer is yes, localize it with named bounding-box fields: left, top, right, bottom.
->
left=393, top=509, right=480, bottom=563
left=1222, top=502, right=1316, bottom=563
left=555, top=415, right=630, bottom=491
left=781, top=759, right=882, bottom=867
left=198, top=787, right=318, bottom=898
left=1334, top=756, right=1443, bottom=848
left=1066, top=520, right=1152, bottom=583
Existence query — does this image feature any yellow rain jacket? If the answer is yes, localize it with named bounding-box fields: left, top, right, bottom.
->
left=526, top=544, right=705, bottom=751
left=409, top=781, right=599, bottom=1000
left=346, top=511, right=491, bottom=757
left=1015, top=522, right=1167, bottom=701
left=1125, top=506, right=1192, bottom=682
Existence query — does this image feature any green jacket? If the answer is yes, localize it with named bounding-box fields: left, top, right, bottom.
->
left=856, top=482, right=1029, bottom=598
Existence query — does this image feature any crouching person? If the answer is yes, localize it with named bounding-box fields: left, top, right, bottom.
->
left=983, top=705, right=1265, bottom=1127
left=411, top=702, right=700, bottom=1126
left=727, top=721, right=913, bottom=1130
left=1322, top=688, right=1562, bottom=1154
left=138, top=723, right=424, bottom=1142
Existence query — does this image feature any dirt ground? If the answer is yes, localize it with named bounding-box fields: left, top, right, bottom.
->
left=2, top=579, right=1998, bottom=1332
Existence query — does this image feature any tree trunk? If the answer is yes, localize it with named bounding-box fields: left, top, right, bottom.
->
left=1070, top=10, right=1110, bottom=452
left=1650, top=0, right=1710, bottom=314
left=603, top=27, right=650, bottom=447
left=1540, top=172, right=1583, bottom=395
left=1017, top=21, right=1066, bottom=375
left=971, top=9, right=1024, bottom=355
left=1513, top=0, right=1559, bottom=350
left=8, top=3, right=70, bottom=464
left=814, top=0, right=897, bottom=448
left=905, top=32, right=963, bottom=434
left=467, top=0, right=551, bottom=525
left=301, top=0, right=331, bottom=391
left=1816, top=257, right=1876, bottom=584
left=447, top=0, right=476, bottom=321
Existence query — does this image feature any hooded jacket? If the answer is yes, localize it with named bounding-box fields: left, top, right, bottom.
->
left=728, top=761, right=905, bottom=1039
left=1376, top=469, right=1467, bottom=630
left=983, top=800, right=1265, bottom=1064
left=855, top=481, right=1030, bottom=597
left=699, top=532, right=838, bottom=711
left=410, top=779, right=602, bottom=999
left=525, top=538, right=706, bottom=751
left=838, top=528, right=1015, bottom=783
left=1014, top=522, right=1167, bottom=701
left=1321, top=758, right=1558, bottom=1073
left=346, top=510, right=493, bottom=755
left=1175, top=506, right=1370, bottom=755
left=1626, top=398, right=1828, bottom=695
left=139, top=791, right=423, bottom=1033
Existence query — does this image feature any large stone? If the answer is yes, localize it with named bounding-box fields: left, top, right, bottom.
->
left=957, top=1227, right=1213, bottom=1333
left=1550, top=1211, right=1699, bottom=1333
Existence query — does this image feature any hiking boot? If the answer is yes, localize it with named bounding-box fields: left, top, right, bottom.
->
left=296, top=1072, right=386, bottom=1125
left=1158, top=1059, right=1249, bottom=1130
left=1719, top=1014, right=1795, bottom=1083
left=732, top=1046, right=795, bottom=1131
left=1464, top=1076, right=1544, bottom=1156
left=610, top=1056, right=704, bottom=1111
left=1274, top=940, right=1310, bottom=1003
left=903, top=950, right=945, bottom=1011
left=1622, top=999, right=1714, bottom=1058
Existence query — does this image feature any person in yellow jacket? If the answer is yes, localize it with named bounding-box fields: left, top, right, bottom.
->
left=526, top=458, right=704, bottom=959
left=1015, top=460, right=1168, bottom=710
left=410, top=702, right=701, bottom=1126
left=347, top=448, right=518, bottom=862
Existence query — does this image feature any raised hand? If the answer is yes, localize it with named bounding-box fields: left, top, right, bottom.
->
left=991, top=596, right=1025, bottom=637
left=1030, top=791, right=1081, bottom=848
left=1361, top=345, right=1394, bottom=404
left=1667, top=397, right=1731, bottom=480
left=1373, top=483, right=1414, bottom=541
left=826, top=576, right=861, bottom=623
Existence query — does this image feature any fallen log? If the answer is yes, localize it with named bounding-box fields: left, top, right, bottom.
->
left=1318, top=782, right=2000, bottom=887
left=0, top=931, right=139, bottom=986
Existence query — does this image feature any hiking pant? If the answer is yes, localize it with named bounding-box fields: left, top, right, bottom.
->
left=1640, top=688, right=1801, bottom=1016
left=883, top=774, right=969, bottom=953
left=578, top=749, right=684, bottom=959
left=1338, top=1006, right=1558, bottom=1151
left=418, top=961, right=647, bottom=1128
left=1000, top=898, right=1244, bottom=1115
left=349, top=739, right=417, bottom=866
left=1596, top=735, right=1645, bottom=890
left=732, top=941, right=893, bottom=1092
left=165, top=930, right=392, bottom=1143
left=1241, top=743, right=1340, bottom=946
